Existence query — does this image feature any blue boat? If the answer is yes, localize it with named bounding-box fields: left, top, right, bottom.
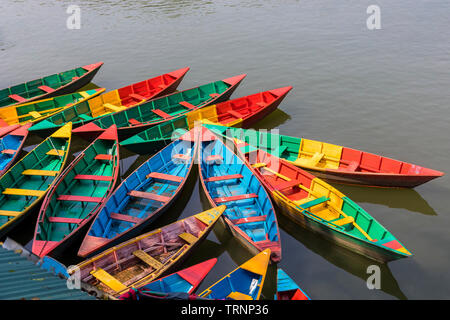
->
left=198, top=127, right=281, bottom=262
left=77, top=129, right=198, bottom=258
left=0, top=124, right=31, bottom=177
left=118, top=258, right=217, bottom=300
left=275, top=268, right=310, bottom=300
left=198, top=249, right=271, bottom=300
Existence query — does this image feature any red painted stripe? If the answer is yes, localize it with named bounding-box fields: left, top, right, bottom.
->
left=95, top=154, right=112, bottom=161
left=231, top=215, right=267, bottom=225
left=128, top=118, right=141, bottom=126
left=204, top=174, right=243, bottom=182
left=38, top=85, right=55, bottom=93
left=9, top=94, right=27, bottom=103
left=381, top=240, right=403, bottom=250
left=214, top=193, right=258, bottom=203
left=128, top=190, right=170, bottom=202
left=47, top=216, right=83, bottom=224
left=151, top=109, right=171, bottom=119
left=74, top=174, right=113, bottom=181
left=57, top=195, right=103, bottom=202
left=110, top=212, right=142, bottom=224
left=206, top=155, right=223, bottom=162
left=179, top=101, right=196, bottom=110
left=146, top=172, right=183, bottom=183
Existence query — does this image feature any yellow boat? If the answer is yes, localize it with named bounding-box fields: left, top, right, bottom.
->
left=0, top=89, right=104, bottom=127
left=198, top=249, right=271, bottom=300
left=67, top=206, right=225, bottom=299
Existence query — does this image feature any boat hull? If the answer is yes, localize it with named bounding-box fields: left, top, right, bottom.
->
left=301, top=167, right=443, bottom=188
left=271, top=193, right=406, bottom=263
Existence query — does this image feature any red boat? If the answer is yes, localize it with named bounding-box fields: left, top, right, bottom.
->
left=118, top=258, right=218, bottom=300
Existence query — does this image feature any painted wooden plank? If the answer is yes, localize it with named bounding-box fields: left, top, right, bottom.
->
left=178, top=232, right=198, bottom=244
left=110, top=212, right=142, bottom=224
left=0, top=210, right=21, bottom=217
left=214, top=194, right=258, bottom=204
left=73, top=174, right=113, bottom=181
left=146, top=172, right=183, bottom=183
left=47, top=216, right=83, bottom=224
left=151, top=109, right=172, bottom=119
left=46, top=149, right=65, bottom=156
left=90, top=268, right=128, bottom=292
left=38, top=85, right=55, bottom=93
left=133, top=250, right=163, bottom=269
left=3, top=188, right=45, bottom=197
left=94, top=154, right=112, bottom=161
left=179, top=101, right=196, bottom=110
left=9, top=94, right=27, bottom=103
left=204, top=174, right=243, bottom=182
left=22, top=169, right=59, bottom=177
left=128, top=190, right=170, bottom=203
left=57, top=195, right=103, bottom=202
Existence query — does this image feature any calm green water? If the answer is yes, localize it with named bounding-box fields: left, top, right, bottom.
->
left=1, top=0, right=450, bottom=299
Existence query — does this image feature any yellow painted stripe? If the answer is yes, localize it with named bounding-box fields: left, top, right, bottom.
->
left=3, top=188, right=46, bottom=197
left=47, top=149, right=65, bottom=156
left=0, top=210, right=21, bottom=217
left=22, top=169, right=59, bottom=177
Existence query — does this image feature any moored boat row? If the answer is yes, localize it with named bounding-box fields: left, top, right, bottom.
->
left=0, top=61, right=444, bottom=300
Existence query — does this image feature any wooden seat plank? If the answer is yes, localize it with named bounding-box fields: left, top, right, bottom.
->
left=110, top=212, right=143, bottom=224
left=178, top=232, right=198, bottom=244
left=146, top=172, right=183, bottom=183
left=22, top=169, right=59, bottom=177
left=74, top=174, right=113, bottom=181
left=47, top=216, right=83, bottom=224
left=90, top=268, right=128, bottom=292
left=128, top=190, right=170, bottom=203
left=204, top=174, right=243, bottom=182
left=133, top=250, right=163, bottom=269
left=57, top=195, right=103, bottom=202
left=214, top=194, right=258, bottom=204
left=3, top=188, right=45, bottom=197
left=151, top=109, right=172, bottom=119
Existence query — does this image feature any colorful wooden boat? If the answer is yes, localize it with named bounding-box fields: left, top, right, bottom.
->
left=68, top=206, right=225, bottom=298
left=226, top=136, right=412, bottom=262
left=0, top=62, right=103, bottom=108
left=0, top=125, right=22, bottom=138
left=198, top=127, right=281, bottom=263
left=120, top=86, right=293, bottom=155
left=28, top=68, right=190, bottom=137
left=275, top=268, right=310, bottom=300
left=71, top=74, right=247, bottom=141
left=0, top=123, right=72, bottom=238
left=198, top=249, right=270, bottom=300
left=118, top=258, right=217, bottom=299
left=0, top=89, right=105, bottom=127
left=77, top=129, right=198, bottom=258
left=204, top=124, right=444, bottom=188
left=0, top=123, right=32, bottom=177
left=31, top=125, right=120, bottom=258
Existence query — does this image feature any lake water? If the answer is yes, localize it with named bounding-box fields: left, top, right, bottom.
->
left=1, top=0, right=449, bottom=299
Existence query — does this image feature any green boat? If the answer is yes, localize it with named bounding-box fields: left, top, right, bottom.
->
left=0, top=62, right=103, bottom=108
left=0, top=123, right=73, bottom=238
left=203, top=124, right=444, bottom=188
left=32, top=125, right=120, bottom=258
left=70, top=74, right=247, bottom=140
